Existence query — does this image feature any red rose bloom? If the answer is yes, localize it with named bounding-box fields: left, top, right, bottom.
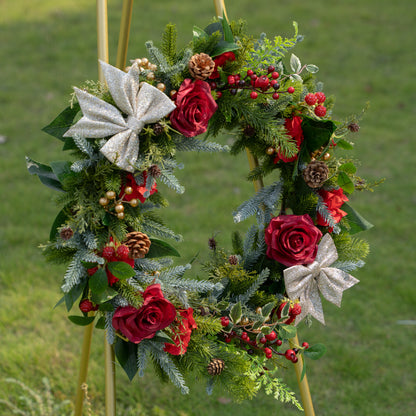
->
left=164, top=308, right=197, bottom=355
left=170, top=79, right=218, bottom=137
left=209, top=51, right=236, bottom=79
left=120, top=172, right=157, bottom=203
left=317, top=188, right=349, bottom=228
left=274, top=116, right=304, bottom=163
left=265, top=214, right=322, bottom=267
left=112, top=284, right=176, bottom=344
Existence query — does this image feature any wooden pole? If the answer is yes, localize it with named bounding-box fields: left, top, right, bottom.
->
left=97, top=0, right=109, bottom=82
left=213, top=1, right=315, bottom=414
left=116, top=0, right=134, bottom=70
left=104, top=338, right=116, bottom=416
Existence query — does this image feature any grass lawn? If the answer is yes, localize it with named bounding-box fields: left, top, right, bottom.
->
left=1, top=0, right=415, bottom=415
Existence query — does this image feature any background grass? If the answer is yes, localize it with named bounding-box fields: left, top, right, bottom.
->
left=1, top=0, right=415, bottom=415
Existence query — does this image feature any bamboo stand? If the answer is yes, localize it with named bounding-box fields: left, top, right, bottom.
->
left=214, top=1, right=315, bottom=414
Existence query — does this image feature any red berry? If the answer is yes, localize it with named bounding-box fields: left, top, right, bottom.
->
left=287, top=86, right=295, bottom=94
left=216, top=91, right=222, bottom=99
left=271, top=71, right=279, bottom=79
left=285, top=349, right=296, bottom=361
left=260, top=337, right=267, bottom=344
left=314, top=105, right=327, bottom=117
left=289, top=303, right=302, bottom=317
left=264, top=347, right=272, bottom=355
left=210, top=81, right=217, bottom=90
left=87, top=266, right=98, bottom=276
left=79, top=299, right=95, bottom=313
left=117, top=244, right=130, bottom=260
left=247, top=69, right=254, bottom=77
left=304, top=93, right=318, bottom=106
left=272, top=93, right=279, bottom=100
left=292, top=356, right=299, bottom=363
left=270, top=79, right=278, bottom=86
left=227, top=75, right=236, bottom=85
left=234, top=74, right=241, bottom=81
left=276, top=339, right=283, bottom=346
left=225, top=336, right=231, bottom=343
left=241, top=332, right=248, bottom=340
left=102, top=246, right=116, bottom=261
left=268, top=65, right=275, bottom=73
left=255, top=75, right=270, bottom=89
left=315, top=92, right=326, bottom=103
left=250, top=91, right=258, bottom=99
left=265, top=331, right=277, bottom=341
left=302, top=342, right=309, bottom=349
left=250, top=74, right=258, bottom=81
left=220, top=317, right=229, bottom=327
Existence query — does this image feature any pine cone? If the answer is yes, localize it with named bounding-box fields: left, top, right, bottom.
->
left=303, top=161, right=329, bottom=188
left=207, top=358, right=225, bottom=376
left=188, top=53, right=215, bottom=80
left=152, top=123, right=164, bottom=136
left=60, top=227, right=74, bottom=240
left=148, top=164, right=161, bottom=178
left=348, top=122, right=360, bottom=132
left=123, top=231, right=151, bottom=259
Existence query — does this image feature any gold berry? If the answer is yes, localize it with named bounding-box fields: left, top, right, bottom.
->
left=256, top=307, right=262, bottom=314
left=106, top=191, right=116, bottom=200
left=241, top=317, right=249, bottom=325
left=266, top=146, right=275, bottom=156
left=170, top=90, right=177, bottom=98
left=117, top=212, right=125, bottom=220
left=130, top=199, right=139, bottom=207
left=99, top=197, right=109, bottom=206
left=115, top=204, right=124, bottom=213
left=141, top=57, right=149, bottom=67
left=134, top=58, right=142, bottom=66
left=157, top=83, right=166, bottom=92
left=149, top=63, right=158, bottom=71
left=323, top=152, right=331, bottom=161
left=124, top=186, right=133, bottom=195
left=146, top=72, right=155, bottom=81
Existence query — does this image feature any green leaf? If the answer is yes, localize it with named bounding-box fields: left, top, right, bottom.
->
left=98, top=302, right=114, bottom=312
left=95, top=316, right=106, bottom=329
left=278, top=324, right=297, bottom=339
left=211, top=40, right=239, bottom=57
left=290, top=54, right=301, bottom=73
left=49, top=208, right=69, bottom=241
left=306, top=64, right=319, bottom=73
left=152, top=331, right=175, bottom=345
left=56, top=281, right=86, bottom=312
left=146, top=238, right=180, bottom=258
left=68, top=315, right=95, bottom=326
left=342, top=203, right=374, bottom=234
left=42, top=104, right=80, bottom=141
left=281, top=302, right=290, bottom=319
left=252, top=319, right=265, bottom=330
left=26, top=157, right=64, bottom=192
left=337, top=139, right=354, bottom=150
left=261, top=302, right=275, bottom=318
left=304, top=343, right=327, bottom=360
left=114, top=338, right=139, bottom=381
left=220, top=14, right=234, bottom=43
left=106, top=261, right=135, bottom=280
left=81, top=261, right=98, bottom=269
left=50, top=160, right=72, bottom=182
left=339, top=162, right=357, bottom=174
left=230, top=302, right=242, bottom=324
left=91, top=287, right=118, bottom=304
left=301, top=117, right=337, bottom=153
left=337, top=171, right=355, bottom=194
left=300, top=360, right=307, bottom=381
left=192, top=25, right=208, bottom=40
left=89, top=268, right=108, bottom=294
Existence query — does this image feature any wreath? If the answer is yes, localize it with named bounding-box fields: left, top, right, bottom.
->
left=27, top=16, right=377, bottom=408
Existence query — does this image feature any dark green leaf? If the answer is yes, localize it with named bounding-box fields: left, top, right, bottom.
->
left=26, top=157, right=64, bottom=192
left=342, top=203, right=374, bottom=234
left=211, top=40, right=239, bottom=57
left=279, top=324, right=297, bottom=339
left=106, top=261, right=135, bottom=280
left=204, top=21, right=223, bottom=36
left=304, top=343, right=326, bottom=360
left=91, top=287, right=118, bottom=304
left=62, top=137, right=78, bottom=151
left=50, top=160, right=72, bottom=182
left=281, top=302, right=290, bottom=319
left=337, top=139, right=354, bottom=150
left=192, top=25, right=208, bottom=40
left=337, top=171, right=355, bottom=194
left=220, top=14, right=234, bottom=42
left=89, top=268, right=108, bottom=294
left=338, top=162, right=357, bottom=174
left=68, top=315, right=95, bottom=326
left=98, top=302, right=114, bottom=312
left=95, top=316, right=106, bottom=329
left=61, top=281, right=86, bottom=312
left=300, top=360, right=307, bottom=381
left=49, top=208, right=69, bottom=241
left=261, top=302, right=275, bottom=318
left=301, top=117, right=337, bottom=152
left=81, top=261, right=98, bottom=269
left=114, top=338, right=138, bottom=381
left=152, top=331, right=175, bottom=345
left=252, top=319, right=265, bottom=330
left=146, top=238, right=180, bottom=258
left=230, top=302, right=242, bottom=324
left=42, top=104, right=80, bottom=141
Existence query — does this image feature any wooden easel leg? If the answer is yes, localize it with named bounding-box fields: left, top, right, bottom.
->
left=104, top=338, right=116, bottom=416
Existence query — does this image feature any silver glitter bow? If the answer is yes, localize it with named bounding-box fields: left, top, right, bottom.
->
left=63, top=60, right=176, bottom=172
left=283, top=233, right=359, bottom=325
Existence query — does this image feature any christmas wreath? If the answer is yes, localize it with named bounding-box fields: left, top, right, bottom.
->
left=27, top=16, right=377, bottom=408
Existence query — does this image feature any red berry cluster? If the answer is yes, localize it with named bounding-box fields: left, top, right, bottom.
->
left=211, top=65, right=296, bottom=100
left=277, top=301, right=302, bottom=324
left=102, top=243, right=130, bottom=261
left=304, top=92, right=327, bottom=117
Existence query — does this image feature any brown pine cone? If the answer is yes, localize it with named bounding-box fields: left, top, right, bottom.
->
left=303, top=160, right=329, bottom=188
left=60, top=227, right=74, bottom=240
left=188, top=53, right=215, bottom=80
left=148, top=164, right=161, bottom=178
left=123, top=231, right=151, bottom=259
left=207, top=358, right=225, bottom=376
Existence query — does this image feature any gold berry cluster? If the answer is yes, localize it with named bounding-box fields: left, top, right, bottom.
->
left=126, top=57, right=166, bottom=93
left=99, top=188, right=138, bottom=220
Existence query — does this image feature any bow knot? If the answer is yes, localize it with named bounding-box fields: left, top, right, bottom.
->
left=127, top=115, right=145, bottom=133
left=283, top=233, right=359, bottom=325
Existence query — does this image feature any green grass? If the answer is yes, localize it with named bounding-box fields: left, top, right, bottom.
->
left=1, top=0, right=416, bottom=415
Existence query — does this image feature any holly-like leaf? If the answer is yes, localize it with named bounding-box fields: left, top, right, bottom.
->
left=261, top=302, right=275, bottom=318
left=304, top=343, right=327, bottom=360
left=281, top=302, right=290, bottom=319
left=106, top=261, right=135, bottom=280
left=306, top=64, right=319, bottom=73
left=68, top=315, right=95, bottom=326
left=89, top=268, right=108, bottom=294
left=278, top=324, right=297, bottom=339
left=290, top=54, right=302, bottom=73
left=337, top=171, right=355, bottom=194
left=114, top=338, right=139, bottom=381
left=26, top=157, right=64, bottom=192
left=342, top=203, right=374, bottom=234
left=146, top=238, right=180, bottom=258
left=42, top=104, right=80, bottom=141
left=230, top=302, right=242, bottom=324
left=301, top=117, right=337, bottom=153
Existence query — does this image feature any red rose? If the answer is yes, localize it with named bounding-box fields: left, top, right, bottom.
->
left=164, top=308, right=197, bottom=355
left=112, top=284, right=176, bottom=343
left=265, top=214, right=322, bottom=267
left=209, top=51, right=236, bottom=79
left=317, top=188, right=348, bottom=228
left=170, top=79, right=217, bottom=137
left=274, top=116, right=304, bottom=163
left=120, top=172, right=157, bottom=203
